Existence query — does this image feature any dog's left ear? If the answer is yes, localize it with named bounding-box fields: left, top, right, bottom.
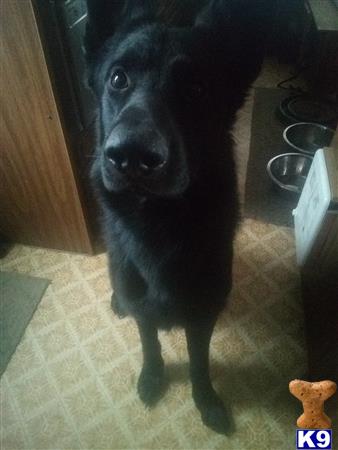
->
left=195, top=0, right=276, bottom=84
left=195, top=0, right=274, bottom=38
left=85, top=0, right=153, bottom=57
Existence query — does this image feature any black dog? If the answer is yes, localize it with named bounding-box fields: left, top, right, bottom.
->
left=85, top=0, right=268, bottom=434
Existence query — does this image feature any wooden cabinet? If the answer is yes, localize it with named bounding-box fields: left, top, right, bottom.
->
left=0, top=0, right=95, bottom=253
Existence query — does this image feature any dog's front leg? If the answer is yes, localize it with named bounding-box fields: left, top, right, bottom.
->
left=110, top=258, right=146, bottom=318
left=186, top=316, right=231, bottom=434
left=136, top=320, right=165, bottom=407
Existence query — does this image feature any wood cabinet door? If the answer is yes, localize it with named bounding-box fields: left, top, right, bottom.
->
left=0, top=0, right=93, bottom=253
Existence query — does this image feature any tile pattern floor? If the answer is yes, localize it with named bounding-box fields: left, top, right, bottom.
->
left=1, top=219, right=307, bottom=450
left=1, top=59, right=308, bottom=450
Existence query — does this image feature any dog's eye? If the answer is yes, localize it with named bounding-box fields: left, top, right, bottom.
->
left=185, top=82, right=206, bottom=101
left=111, top=70, right=129, bottom=90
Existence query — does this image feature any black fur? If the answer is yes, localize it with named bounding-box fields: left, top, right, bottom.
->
left=85, top=0, right=267, bottom=434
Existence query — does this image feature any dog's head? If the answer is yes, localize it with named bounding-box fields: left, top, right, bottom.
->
left=85, top=0, right=270, bottom=197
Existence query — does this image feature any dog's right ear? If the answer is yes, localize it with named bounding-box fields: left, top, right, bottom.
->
left=194, top=0, right=273, bottom=41
left=84, top=0, right=153, bottom=58
left=194, top=0, right=231, bottom=35
left=84, top=0, right=121, bottom=56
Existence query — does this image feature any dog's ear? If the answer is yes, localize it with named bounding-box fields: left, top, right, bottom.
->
left=195, top=0, right=276, bottom=85
left=121, top=0, right=154, bottom=25
left=195, top=0, right=274, bottom=42
left=84, top=0, right=120, bottom=56
left=194, top=0, right=231, bottom=32
left=84, top=0, right=153, bottom=57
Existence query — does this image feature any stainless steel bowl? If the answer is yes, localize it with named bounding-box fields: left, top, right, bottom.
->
left=267, top=153, right=313, bottom=194
left=283, top=122, right=334, bottom=155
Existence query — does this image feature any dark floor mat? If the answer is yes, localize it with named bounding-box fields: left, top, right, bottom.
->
left=0, top=271, right=49, bottom=376
left=244, top=88, right=301, bottom=228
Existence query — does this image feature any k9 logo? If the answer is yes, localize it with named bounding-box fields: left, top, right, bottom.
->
left=296, top=429, right=332, bottom=449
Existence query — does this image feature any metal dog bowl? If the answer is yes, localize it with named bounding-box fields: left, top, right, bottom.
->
left=267, top=153, right=313, bottom=195
left=283, top=122, right=334, bottom=156
left=277, top=95, right=338, bottom=126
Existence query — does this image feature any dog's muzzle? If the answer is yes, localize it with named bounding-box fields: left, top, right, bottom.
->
left=102, top=121, right=170, bottom=189
left=105, top=139, right=167, bottom=178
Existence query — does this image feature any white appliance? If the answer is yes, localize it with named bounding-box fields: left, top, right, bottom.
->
left=293, top=148, right=338, bottom=269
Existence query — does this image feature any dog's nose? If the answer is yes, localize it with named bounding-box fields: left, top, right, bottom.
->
left=105, top=146, right=166, bottom=176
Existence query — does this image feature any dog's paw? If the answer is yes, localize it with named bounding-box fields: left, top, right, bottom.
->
left=137, top=367, right=165, bottom=407
left=111, top=293, right=127, bottom=319
left=200, top=403, right=232, bottom=435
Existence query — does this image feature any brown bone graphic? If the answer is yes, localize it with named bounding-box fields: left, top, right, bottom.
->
left=289, top=379, right=337, bottom=429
